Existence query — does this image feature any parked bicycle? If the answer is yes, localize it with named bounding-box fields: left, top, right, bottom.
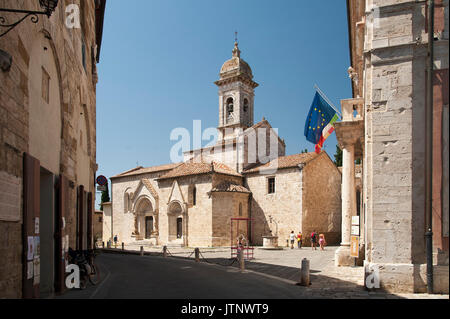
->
left=68, top=248, right=101, bottom=289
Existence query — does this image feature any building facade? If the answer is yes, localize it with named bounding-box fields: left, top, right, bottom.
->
left=107, top=42, right=342, bottom=249
left=336, top=0, right=449, bottom=293
left=0, top=0, right=106, bottom=298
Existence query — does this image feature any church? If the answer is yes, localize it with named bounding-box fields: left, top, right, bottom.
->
left=105, top=41, right=342, bottom=248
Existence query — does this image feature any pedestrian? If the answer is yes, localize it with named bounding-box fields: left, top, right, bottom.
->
left=297, top=232, right=303, bottom=249
left=311, top=230, right=317, bottom=250
left=319, top=233, right=327, bottom=251
left=114, top=234, right=118, bottom=248
left=289, top=231, right=296, bottom=249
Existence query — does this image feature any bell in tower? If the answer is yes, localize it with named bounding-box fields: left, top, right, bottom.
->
left=215, top=39, right=259, bottom=141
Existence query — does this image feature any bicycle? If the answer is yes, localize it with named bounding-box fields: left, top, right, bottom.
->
left=68, top=248, right=101, bottom=289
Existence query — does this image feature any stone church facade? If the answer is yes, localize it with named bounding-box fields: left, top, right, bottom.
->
left=107, top=42, right=342, bottom=248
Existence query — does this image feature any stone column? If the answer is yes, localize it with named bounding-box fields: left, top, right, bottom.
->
left=335, top=142, right=357, bottom=266
left=341, top=143, right=356, bottom=245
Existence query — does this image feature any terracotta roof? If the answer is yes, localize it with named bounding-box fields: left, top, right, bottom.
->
left=158, top=161, right=241, bottom=180
left=111, top=163, right=181, bottom=179
left=243, top=152, right=319, bottom=174
left=210, top=181, right=251, bottom=194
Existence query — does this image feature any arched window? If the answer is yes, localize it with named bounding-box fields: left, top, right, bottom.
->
left=188, top=185, right=197, bottom=206
left=243, top=98, right=249, bottom=112
left=193, top=186, right=197, bottom=206
left=124, top=192, right=129, bottom=213
left=226, top=97, right=234, bottom=116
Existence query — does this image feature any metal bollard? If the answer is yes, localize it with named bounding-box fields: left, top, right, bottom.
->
left=102, top=242, right=105, bottom=249
left=286, top=239, right=289, bottom=247
left=239, top=248, right=245, bottom=271
left=195, top=248, right=200, bottom=262
left=300, top=258, right=310, bottom=286
left=122, top=242, right=125, bottom=250
left=140, top=246, right=144, bottom=256
left=163, top=246, right=168, bottom=258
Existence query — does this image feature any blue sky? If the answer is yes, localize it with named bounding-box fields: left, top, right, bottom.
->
left=95, top=0, right=351, bottom=205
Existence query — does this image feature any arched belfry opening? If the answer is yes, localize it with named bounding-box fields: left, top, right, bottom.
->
left=226, top=97, right=234, bottom=121
left=215, top=40, right=259, bottom=139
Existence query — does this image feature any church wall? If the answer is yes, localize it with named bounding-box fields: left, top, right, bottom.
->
left=158, top=174, right=213, bottom=247
left=302, top=153, right=342, bottom=246
left=212, top=192, right=249, bottom=247
left=111, top=177, right=141, bottom=244
left=246, top=168, right=302, bottom=246
left=111, top=171, right=168, bottom=244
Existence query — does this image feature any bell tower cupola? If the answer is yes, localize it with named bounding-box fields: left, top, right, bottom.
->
left=215, top=38, right=259, bottom=140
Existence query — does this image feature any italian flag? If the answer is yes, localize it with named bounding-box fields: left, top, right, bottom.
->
left=315, top=113, right=339, bottom=154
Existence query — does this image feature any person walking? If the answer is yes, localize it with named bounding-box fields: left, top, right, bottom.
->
left=319, top=233, right=327, bottom=251
left=311, top=231, right=317, bottom=250
left=297, top=232, right=303, bottom=249
left=289, top=231, right=296, bottom=249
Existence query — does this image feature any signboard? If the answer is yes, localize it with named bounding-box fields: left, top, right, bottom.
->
left=97, top=185, right=107, bottom=192
left=96, top=175, right=108, bottom=186
left=352, top=216, right=360, bottom=226
left=350, top=236, right=359, bottom=258
left=351, top=225, right=360, bottom=236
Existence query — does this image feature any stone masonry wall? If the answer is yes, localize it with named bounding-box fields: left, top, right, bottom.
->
left=246, top=167, right=302, bottom=246
left=0, top=0, right=100, bottom=298
left=302, top=153, right=342, bottom=246
left=363, top=0, right=449, bottom=292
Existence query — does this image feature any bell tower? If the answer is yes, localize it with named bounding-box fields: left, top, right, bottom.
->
left=215, top=39, right=259, bottom=140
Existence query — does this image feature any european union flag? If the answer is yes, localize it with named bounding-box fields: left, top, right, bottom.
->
left=304, top=92, right=338, bottom=152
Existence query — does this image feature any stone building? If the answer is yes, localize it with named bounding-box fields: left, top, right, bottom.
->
left=336, top=0, right=449, bottom=293
left=108, top=42, right=342, bottom=249
left=0, top=0, right=106, bottom=298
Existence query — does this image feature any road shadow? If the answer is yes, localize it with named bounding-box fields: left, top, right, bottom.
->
left=97, top=249, right=410, bottom=298
left=192, top=256, right=407, bottom=299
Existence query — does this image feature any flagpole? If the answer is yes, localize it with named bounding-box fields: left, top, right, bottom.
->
left=314, top=84, right=342, bottom=119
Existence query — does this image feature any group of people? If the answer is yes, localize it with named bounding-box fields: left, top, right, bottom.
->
left=289, top=231, right=326, bottom=251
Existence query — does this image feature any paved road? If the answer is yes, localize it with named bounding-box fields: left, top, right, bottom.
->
left=58, top=253, right=312, bottom=299
left=56, top=251, right=448, bottom=299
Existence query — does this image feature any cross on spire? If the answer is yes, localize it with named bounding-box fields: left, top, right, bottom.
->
left=232, top=31, right=240, bottom=58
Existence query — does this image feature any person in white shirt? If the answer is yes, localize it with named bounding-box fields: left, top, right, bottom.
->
left=289, top=231, right=296, bottom=249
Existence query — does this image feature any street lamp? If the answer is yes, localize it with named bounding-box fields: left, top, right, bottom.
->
left=0, top=0, right=59, bottom=37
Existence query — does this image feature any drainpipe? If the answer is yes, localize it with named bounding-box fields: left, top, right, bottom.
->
left=425, top=0, right=434, bottom=295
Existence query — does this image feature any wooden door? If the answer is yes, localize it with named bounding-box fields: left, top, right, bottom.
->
left=55, top=174, right=68, bottom=294
left=22, top=153, right=40, bottom=299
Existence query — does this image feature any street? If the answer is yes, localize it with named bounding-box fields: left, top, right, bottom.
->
left=57, top=253, right=308, bottom=299
left=55, top=250, right=449, bottom=299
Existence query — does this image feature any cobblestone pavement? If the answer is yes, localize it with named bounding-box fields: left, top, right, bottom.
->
left=102, top=242, right=448, bottom=299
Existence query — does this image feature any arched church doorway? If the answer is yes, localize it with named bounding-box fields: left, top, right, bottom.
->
left=168, top=201, right=184, bottom=244
left=134, top=197, right=154, bottom=241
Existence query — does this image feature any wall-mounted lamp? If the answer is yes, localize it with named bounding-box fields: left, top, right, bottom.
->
left=0, top=0, right=58, bottom=38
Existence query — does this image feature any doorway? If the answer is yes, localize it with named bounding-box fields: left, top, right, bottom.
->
left=39, top=168, right=55, bottom=297
left=145, top=216, right=153, bottom=239
left=176, top=218, right=183, bottom=239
